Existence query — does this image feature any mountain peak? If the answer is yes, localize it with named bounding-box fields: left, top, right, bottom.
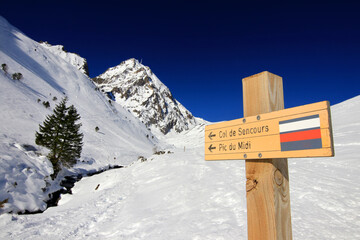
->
left=92, top=59, right=200, bottom=134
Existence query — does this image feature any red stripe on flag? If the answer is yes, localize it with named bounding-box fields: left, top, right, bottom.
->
left=280, top=129, right=321, bottom=143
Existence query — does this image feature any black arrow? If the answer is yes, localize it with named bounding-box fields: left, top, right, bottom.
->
left=208, top=132, right=216, bottom=140
left=208, top=144, right=216, bottom=152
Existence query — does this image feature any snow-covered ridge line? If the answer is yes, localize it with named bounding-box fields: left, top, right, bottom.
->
left=39, top=41, right=89, bottom=76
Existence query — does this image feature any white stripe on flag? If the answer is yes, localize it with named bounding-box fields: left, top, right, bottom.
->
left=279, top=117, right=320, bottom=133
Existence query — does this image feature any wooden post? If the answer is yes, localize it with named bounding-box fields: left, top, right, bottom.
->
left=243, top=71, right=292, bottom=240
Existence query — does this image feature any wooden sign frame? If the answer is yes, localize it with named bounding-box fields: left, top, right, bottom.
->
left=205, top=101, right=334, bottom=160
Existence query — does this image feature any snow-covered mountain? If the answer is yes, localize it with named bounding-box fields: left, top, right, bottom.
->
left=0, top=15, right=156, bottom=213
left=1, top=15, right=360, bottom=240
left=92, top=59, right=204, bottom=134
left=39, top=41, right=89, bottom=76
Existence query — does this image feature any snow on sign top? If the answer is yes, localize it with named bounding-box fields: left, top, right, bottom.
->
left=205, top=101, right=334, bottom=160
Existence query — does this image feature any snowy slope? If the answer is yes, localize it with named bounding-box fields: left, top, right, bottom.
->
left=0, top=95, right=359, bottom=240
left=0, top=16, right=156, bottom=213
left=93, top=58, right=205, bottom=134
left=290, top=95, right=360, bottom=239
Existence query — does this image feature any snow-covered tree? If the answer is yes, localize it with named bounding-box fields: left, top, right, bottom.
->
left=12, top=72, right=22, bottom=80
left=1, top=63, right=8, bottom=73
left=35, top=97, right=83, bottom=179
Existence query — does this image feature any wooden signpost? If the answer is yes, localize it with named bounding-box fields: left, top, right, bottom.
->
left=204, top=71, right=334, bottom=240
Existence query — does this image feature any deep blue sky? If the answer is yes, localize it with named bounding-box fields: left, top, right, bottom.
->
left=1, top=1, right=359, bottom=122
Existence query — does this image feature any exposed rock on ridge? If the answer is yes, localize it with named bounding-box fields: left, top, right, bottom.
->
left=93, top=58, right=199, bottom=134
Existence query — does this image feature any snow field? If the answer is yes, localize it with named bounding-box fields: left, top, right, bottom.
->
left=0, top=145, right=249, bottom=239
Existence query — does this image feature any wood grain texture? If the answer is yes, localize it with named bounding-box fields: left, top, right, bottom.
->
left=243, top=71, right=292, bottom=240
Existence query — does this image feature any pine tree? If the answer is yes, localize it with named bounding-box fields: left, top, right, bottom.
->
left=35, top=97, right=83, bottom=179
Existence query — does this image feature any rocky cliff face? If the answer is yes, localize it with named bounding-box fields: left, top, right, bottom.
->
left=93, top=58, right=200, bottom=134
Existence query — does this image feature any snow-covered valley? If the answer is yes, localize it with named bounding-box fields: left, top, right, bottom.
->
left=1, top=15, right=360, bottom=239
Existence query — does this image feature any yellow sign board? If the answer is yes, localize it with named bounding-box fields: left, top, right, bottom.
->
left=205, top=101, right=334, bottom=160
